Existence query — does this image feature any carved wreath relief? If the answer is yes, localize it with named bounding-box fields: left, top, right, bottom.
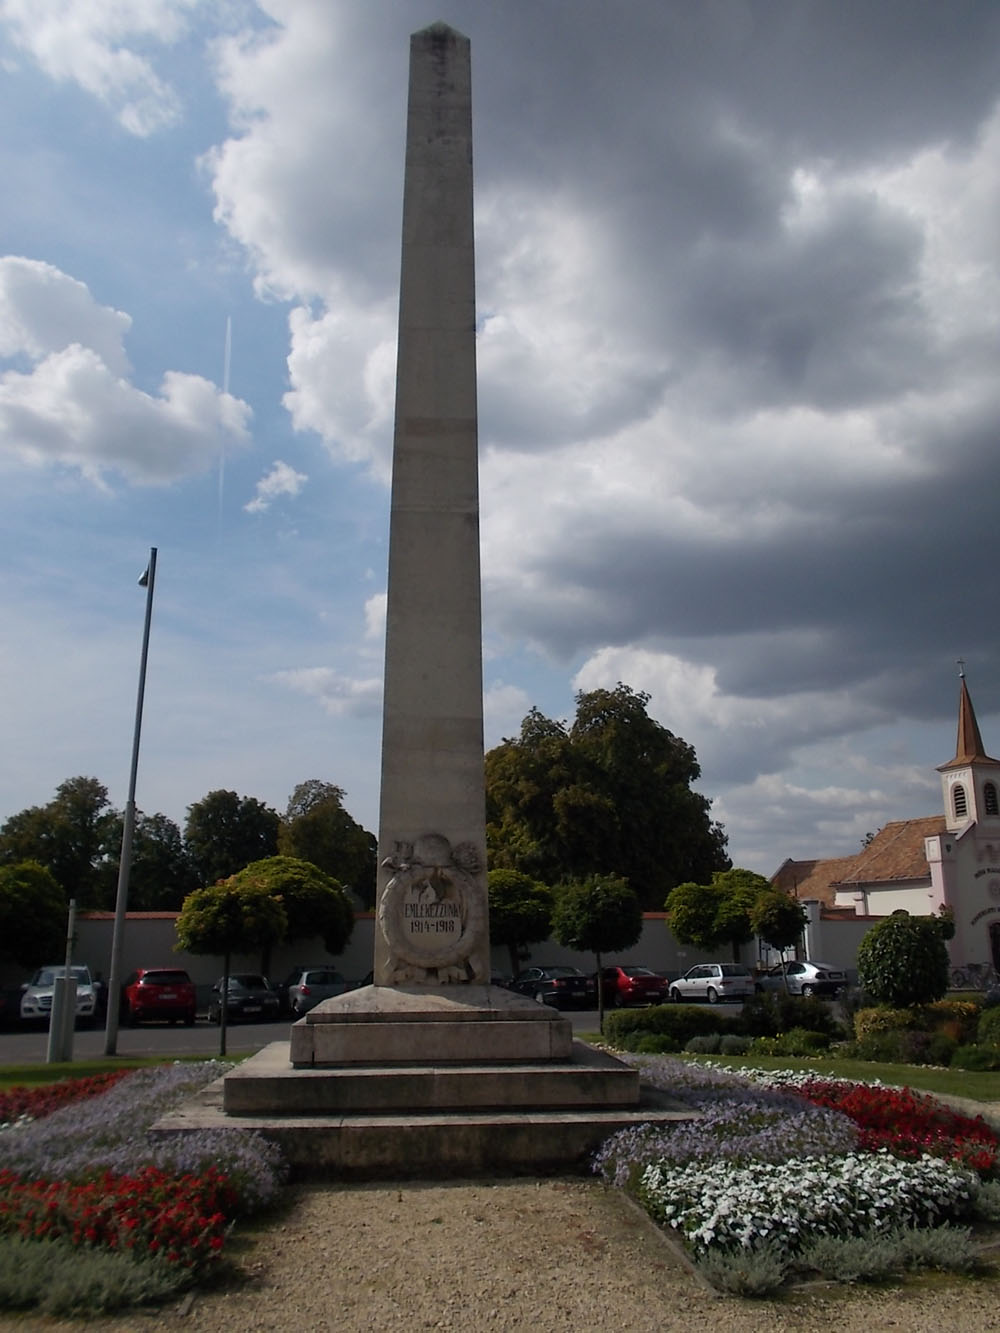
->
left=377, top=833, right=487, bottom=984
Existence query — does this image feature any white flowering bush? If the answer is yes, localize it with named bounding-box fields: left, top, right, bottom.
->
left=638, top=1150, right=978, bottom=1258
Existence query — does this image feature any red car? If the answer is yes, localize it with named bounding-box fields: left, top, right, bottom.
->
left=600, top=965, right=670, bottom=1007
left=121, top=967, right=197, bottom=1026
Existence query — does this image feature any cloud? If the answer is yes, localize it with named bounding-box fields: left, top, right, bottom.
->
left=0, top=0, right=199, bottom=135
left=363, top=592, right=386, bottom=642
left=0, top=256, right=251, bottom=483
left=271, top=666, right=382, bottom=718
left=484, top=680, right=532, bottom=747
left=244, top=458, right=307, bottom=513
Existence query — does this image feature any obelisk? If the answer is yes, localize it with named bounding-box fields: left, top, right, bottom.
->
left=374, top=23, right=489, bottom=987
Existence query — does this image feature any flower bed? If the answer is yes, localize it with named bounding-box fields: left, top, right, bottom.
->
left=0, top=1070, right=131, bottom=1129
left=791, top=1078, right=998, bottom=1174
left=596, top=1055, right=1000, bottom=1294
left=0, top=1062, right=287, bottom=1315
left=0, top=1164, right=232, bottom=1268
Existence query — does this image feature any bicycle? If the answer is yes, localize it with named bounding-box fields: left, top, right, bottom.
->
left=949, top=962, right=1000, bottom=991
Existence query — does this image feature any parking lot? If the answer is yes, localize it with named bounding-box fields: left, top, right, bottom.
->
left=0, top=1007, right=606, bottom=1064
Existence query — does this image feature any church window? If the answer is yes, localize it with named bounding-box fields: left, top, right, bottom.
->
left=985, top=783, right=999, bottom=816
left=953, top=784, right=968, bottom=819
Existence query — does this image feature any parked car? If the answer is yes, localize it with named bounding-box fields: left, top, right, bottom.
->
left=286, top=966, right=351, bottom=1016
left=599, top=964, right=670, bottom=1008
left=509, top=965, right=598, bottom=1010
left=275, top=964, right=335, bottom=1014
left=756, top=960, right=847, bottom=998
left=121, top=967, right=197, bottom=1026
left=669, top=963, right=756, bottom=1004
left=207, top=973, right=281, bottom=1024
left=20, top=965, right=97, bottom=1027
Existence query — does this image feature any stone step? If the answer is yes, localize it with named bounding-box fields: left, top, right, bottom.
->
left=153, top=1046, right=696, bottom=1180
left=225, top=1042, right=638, bottom=1114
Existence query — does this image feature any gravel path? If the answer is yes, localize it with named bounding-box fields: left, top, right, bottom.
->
left=10, top=1176, right=1000, bottom=1332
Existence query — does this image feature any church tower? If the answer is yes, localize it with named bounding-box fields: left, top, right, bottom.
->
left=937, top=667, right=1000, bottom=832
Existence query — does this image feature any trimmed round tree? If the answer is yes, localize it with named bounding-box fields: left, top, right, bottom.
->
left=176, top=878, right=287, bottom=1055
left=487, top=868, right=554, bottom=977
left=750, top=890, right=808, bottom=960
left=856, top=911, right=951, bottom=1008
left=226, top=855, right=354, bottom=972
left=552, top=874, right=642, bottom=1032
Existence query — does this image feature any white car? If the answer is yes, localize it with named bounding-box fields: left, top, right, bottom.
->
left=668, top=963, right=756, bottom=1004
left=756, top=960, right=847, bottom=998
left=20, top=965, right=97, bottom=1026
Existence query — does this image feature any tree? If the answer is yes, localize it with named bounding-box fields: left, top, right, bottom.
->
left=278, top=781, right=377, bottom=907
left=175, top=879, right=287, bottom=1055
left=665, top=868, right=771, bottom=961
left=551, top=874, right=642, bottom=1032
left=0, top=777, right=118, bottom=906
left=485, top=685, right=729, bottom=908
left=102, top=810, right=199, bottom=910
left=856, top=911, right=952, bottom=1008
left=749, top=890, right=808, bottom=962
left=487, top=869, right=554, bottom=976
left=0, top=861, right=67, bottom=970
left=184, top=790, right=280, bottom=886
left=225, top=856, right=354, bottom=973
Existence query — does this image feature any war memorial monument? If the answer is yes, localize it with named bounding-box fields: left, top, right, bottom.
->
left=160, top=23, right=685, bottom=1177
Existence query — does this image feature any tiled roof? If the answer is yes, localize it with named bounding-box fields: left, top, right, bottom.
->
left=835, top=815, right=944, bottom=886
left=771, top=815, right=945, bottom=901
left=770, top=856, right=859, bottom=906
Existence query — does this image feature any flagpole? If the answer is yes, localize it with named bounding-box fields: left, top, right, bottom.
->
left=104, top=547, right=157, bottom=1055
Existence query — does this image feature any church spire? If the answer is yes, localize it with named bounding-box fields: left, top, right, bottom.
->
left=939, top=664, right=1000, bottom=772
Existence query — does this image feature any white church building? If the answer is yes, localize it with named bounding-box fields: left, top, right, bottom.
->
left=774, top=672, right=1000, bottom=976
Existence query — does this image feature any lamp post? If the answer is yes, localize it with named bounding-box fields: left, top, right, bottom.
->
left=103, top=547, right=157, bottom=1055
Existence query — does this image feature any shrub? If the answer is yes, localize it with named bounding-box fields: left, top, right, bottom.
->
left=695, top=1243, right=788, bottom=1296
left=0, top=1235, right=191, bottom=1317
left=852, top=1027, right=956, bottom=1066
left=750, top=1029, right=830, bottom=1057
left=685, top=1034, right=722, bottom=1054
left=925, top=1032, right=959, bottom=1066
left=740, top=992, right=842, bottom=1040
left=977, top=1005, right=1000, bottom=1048
left=853, top=1006, right=917, bottom=1040
left=603, top=1004, right=730, bottom=1051
left=951, top=1044, right=1000, bottom=1072
left=719, top=1034, right=750, bottom=1055
left=856, top=912, right=951, bottom=1007
left=633, top=1033, right=680, bottom=1054
left=927, top=999, right=980, bottom=1045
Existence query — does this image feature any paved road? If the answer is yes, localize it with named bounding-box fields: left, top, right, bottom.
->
left=0, top=1008, right=607, bottom=1065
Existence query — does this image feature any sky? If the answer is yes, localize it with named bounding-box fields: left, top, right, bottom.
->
left=1, top=0, right=999, bottom=880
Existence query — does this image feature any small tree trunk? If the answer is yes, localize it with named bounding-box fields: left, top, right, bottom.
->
left=596, top=949, right=604, bottom=1034
left=219, top=950, right=230, bottom=1059
left=507, top=942, right=520, bottom=978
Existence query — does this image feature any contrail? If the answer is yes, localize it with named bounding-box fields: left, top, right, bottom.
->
left=218, top=315, right=232, bottom=537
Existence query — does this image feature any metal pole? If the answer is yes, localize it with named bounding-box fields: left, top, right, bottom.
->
left=104, top=547, right=157, bottom=1055
left=47, top=899, right=77, bottom=1064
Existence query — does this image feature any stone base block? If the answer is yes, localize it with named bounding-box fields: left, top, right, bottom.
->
left=225, top=1041, right=636, bottom=1114
left=290, top=984, right=573, bottom=1066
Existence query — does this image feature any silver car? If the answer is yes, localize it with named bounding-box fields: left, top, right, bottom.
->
left=20, top=965, right=97, bottom=1026
left=668, top=963, right=756, bottom=1004
left=756, top=960, right=847, bottom=998
left=286, top=967, right=350, bottom=1016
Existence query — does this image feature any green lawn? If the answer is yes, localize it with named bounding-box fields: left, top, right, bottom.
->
left=0, top=1053, right=238, bottom=1091
left=677, top=1052, right=1000, bottom=1102
left=4, top=1048, right=1000, bottom=1105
